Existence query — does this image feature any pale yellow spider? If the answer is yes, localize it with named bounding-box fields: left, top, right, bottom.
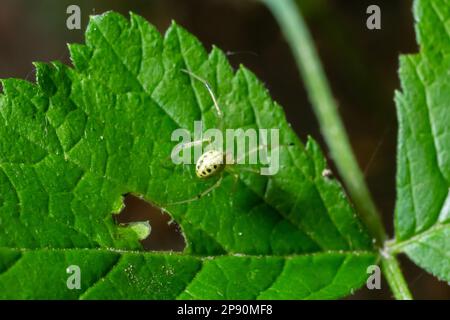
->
left=167, top=69, right=289, bottom=205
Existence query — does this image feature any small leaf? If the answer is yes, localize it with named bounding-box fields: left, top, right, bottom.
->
left=0, top=12, right=375, bottom=299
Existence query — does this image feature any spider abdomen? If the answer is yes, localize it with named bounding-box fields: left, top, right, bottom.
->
left=196, top=150, right=226, bottom=178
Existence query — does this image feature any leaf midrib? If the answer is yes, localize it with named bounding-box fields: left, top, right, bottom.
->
left=0, top=246, right=375, bottom=258
left=391, top=188, right=450, bottom=253
left=389, top=222, right=449, bottom=254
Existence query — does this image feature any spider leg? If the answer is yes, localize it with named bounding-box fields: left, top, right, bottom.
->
left=181, top=69, right=224, bottom=131
left=235, top=167, right=262, bottom=175
left=231, top=143, right=296, bottom=177
left=234, top=143, right=268, bottom=165
left=168, top=137, right=213, bottom=165
left=172, top=137, right=211, bottom=155
left=164, top=174, right=224, bottom=206
left=234, top=143, right=295, bottom=164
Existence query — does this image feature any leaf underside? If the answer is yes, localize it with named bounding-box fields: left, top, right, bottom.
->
left=394, top=0, right=450, bottom=282
left=0, top=12, right=375, bottom=299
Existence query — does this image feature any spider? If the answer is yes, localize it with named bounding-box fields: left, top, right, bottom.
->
left=166, top=69, right=288, bottom=206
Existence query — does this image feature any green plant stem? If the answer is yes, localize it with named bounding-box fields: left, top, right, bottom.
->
left=381, top=253, right=413, bottom=300
left=261, top=0, right=412, bottom=299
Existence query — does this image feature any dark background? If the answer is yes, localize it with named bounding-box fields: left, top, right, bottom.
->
left=0, top=0, right=448, bottom=299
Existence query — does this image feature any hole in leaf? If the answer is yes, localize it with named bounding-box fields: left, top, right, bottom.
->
left=116, top=194, right=185, bottom=252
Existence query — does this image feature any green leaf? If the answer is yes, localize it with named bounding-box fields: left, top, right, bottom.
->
left=393, top=0, right=450, bottom=282
left=0, top=12, right=375, bottom=299
left=0, top=248, right=374, bottom=299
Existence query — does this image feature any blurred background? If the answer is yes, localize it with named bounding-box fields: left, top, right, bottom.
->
left=0, top=0, right=448, bottom=299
